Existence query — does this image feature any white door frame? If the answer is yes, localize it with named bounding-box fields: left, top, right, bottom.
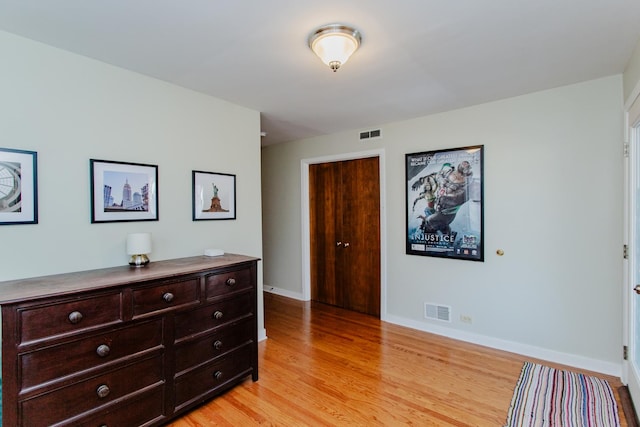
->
left=623, top=82, right=640, bottom=402
left=300, top=148, right=388, bottom=320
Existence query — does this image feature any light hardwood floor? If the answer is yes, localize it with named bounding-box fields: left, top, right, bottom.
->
left=170, top=292, right=629, bottom=426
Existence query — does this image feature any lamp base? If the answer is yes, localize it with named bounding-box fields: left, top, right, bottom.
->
left=129, top=254, right=150, bottom=267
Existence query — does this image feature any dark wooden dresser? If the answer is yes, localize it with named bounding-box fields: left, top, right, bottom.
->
left=0, top=254, right=259, bottom=426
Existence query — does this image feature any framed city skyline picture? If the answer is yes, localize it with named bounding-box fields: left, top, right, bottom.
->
left=90, top=159, right=158, bottom=223
left=0, top=147, right=38, bottom=225
left=192, top=170, right=236, bottom=221
left=405, top=145, right=484, bottom=261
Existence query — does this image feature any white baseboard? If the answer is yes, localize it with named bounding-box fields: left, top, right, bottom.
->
left=385, top=314, right=621, bottom=378
left=258, top=327, right=267, bottom=342
left=263, top=285, right=306, bottom=300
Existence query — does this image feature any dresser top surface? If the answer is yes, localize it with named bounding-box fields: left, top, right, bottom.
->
left=0, top=254, right=259, bottom=304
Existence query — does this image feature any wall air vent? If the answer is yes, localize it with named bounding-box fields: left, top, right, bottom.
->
left=359, top=129, right=382, bottom=141
left=424, top=303, right=451, bottom=322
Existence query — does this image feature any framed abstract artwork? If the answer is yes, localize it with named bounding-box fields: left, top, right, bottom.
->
left=0, top=147, right=38, bottom=225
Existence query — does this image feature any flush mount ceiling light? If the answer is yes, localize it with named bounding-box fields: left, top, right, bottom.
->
left=308, top=24, right=361, bottom=72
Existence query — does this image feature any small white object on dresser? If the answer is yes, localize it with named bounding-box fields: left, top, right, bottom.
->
left=204, top=248, right=225, bottom=257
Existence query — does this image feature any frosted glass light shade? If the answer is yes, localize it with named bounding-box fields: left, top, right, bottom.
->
left=126, top=233, right=152, bottom=255
left=309, top=24, right=361, bottom=72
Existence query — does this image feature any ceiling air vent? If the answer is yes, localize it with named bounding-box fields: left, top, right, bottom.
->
left=424, top=303, right=451, bottom=322
left=359, top=129, right=382, bottom=141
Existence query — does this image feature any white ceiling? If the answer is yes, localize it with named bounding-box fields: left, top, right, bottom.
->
left=1, top=1, right=639, bottom=146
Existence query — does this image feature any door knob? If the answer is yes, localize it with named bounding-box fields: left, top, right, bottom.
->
left=344, top=242, right=350, bottom=248
left=635, top=285, right=640, bottom=294
left=336, top=241, right=342, bottom=246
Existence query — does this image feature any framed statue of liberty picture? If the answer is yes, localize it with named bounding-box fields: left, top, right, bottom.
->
left=192, top=170, right=236, bottom=220
left=405, top=145, right=484, bottom=261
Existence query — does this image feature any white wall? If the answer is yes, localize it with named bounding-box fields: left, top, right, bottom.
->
left=624, top=38, right=640, bottom=104
left=262, top=76, right=624, bottom=375
left=0, top=31, right=265, bottom=336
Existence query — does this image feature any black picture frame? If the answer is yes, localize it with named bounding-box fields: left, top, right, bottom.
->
left=90, top=159, right=158, bottom=223
left=406, top=145, right=484, bottom=261
left=0, top=147, right=38, bottom=225
left=192, top=170, right=236, bottom=220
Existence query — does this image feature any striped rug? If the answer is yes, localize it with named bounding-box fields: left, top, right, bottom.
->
left=504, top=362, right=620, bottom=427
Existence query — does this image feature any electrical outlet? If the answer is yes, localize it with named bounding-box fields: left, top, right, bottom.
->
left=460, top=315, right=472, bottom=324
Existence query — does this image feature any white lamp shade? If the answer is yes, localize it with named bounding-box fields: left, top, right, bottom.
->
left=311, top=33, right=359, bottom=67
left=126, top=233, right=152, bottom=255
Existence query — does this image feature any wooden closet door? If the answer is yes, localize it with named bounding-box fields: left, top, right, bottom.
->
left=309, top=157, right=380, bottom=317
left=341, top=157, right=380, bottom=317
left=309, top=161, right=342, bottom=306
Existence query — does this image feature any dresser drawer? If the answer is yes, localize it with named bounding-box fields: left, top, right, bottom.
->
left=174, top=293, right=253, bottom=341
left=175, top=318, right=253, bottom=374
left=76, top=386, right=165, bottom=427
left=132, top=277, right=199, bottom=317
left=174, top=344, right=252, bottom=409
left=205, top=267, right=252, bottom=299
left=21, top=355, right=164, bottom=427
left=18, top=292, right=123, bottom=344
left=20, top=319, right=163, bottom=390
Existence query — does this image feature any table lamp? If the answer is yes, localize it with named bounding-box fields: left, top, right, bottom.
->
left=126, top=232, right=152, bottom=267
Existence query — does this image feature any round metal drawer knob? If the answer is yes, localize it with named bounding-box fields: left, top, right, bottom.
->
left=162, top=292, right=174, bottom=303
left=225, top=278, right=236, bottom=286
left=213, top=340, right=223, bottom=350
left=96, top=344, right=111, bottom=357
left=213, top=371, right=223, bottom=380
left=213, top=311, right=224, bottom=320
left=96, top=384, right=110, bottom=398
left=68, top=311, right=83, bottom=324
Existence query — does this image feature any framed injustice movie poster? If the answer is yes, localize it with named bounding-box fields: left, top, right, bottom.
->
left=405, top=145, right=484, bottom=261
